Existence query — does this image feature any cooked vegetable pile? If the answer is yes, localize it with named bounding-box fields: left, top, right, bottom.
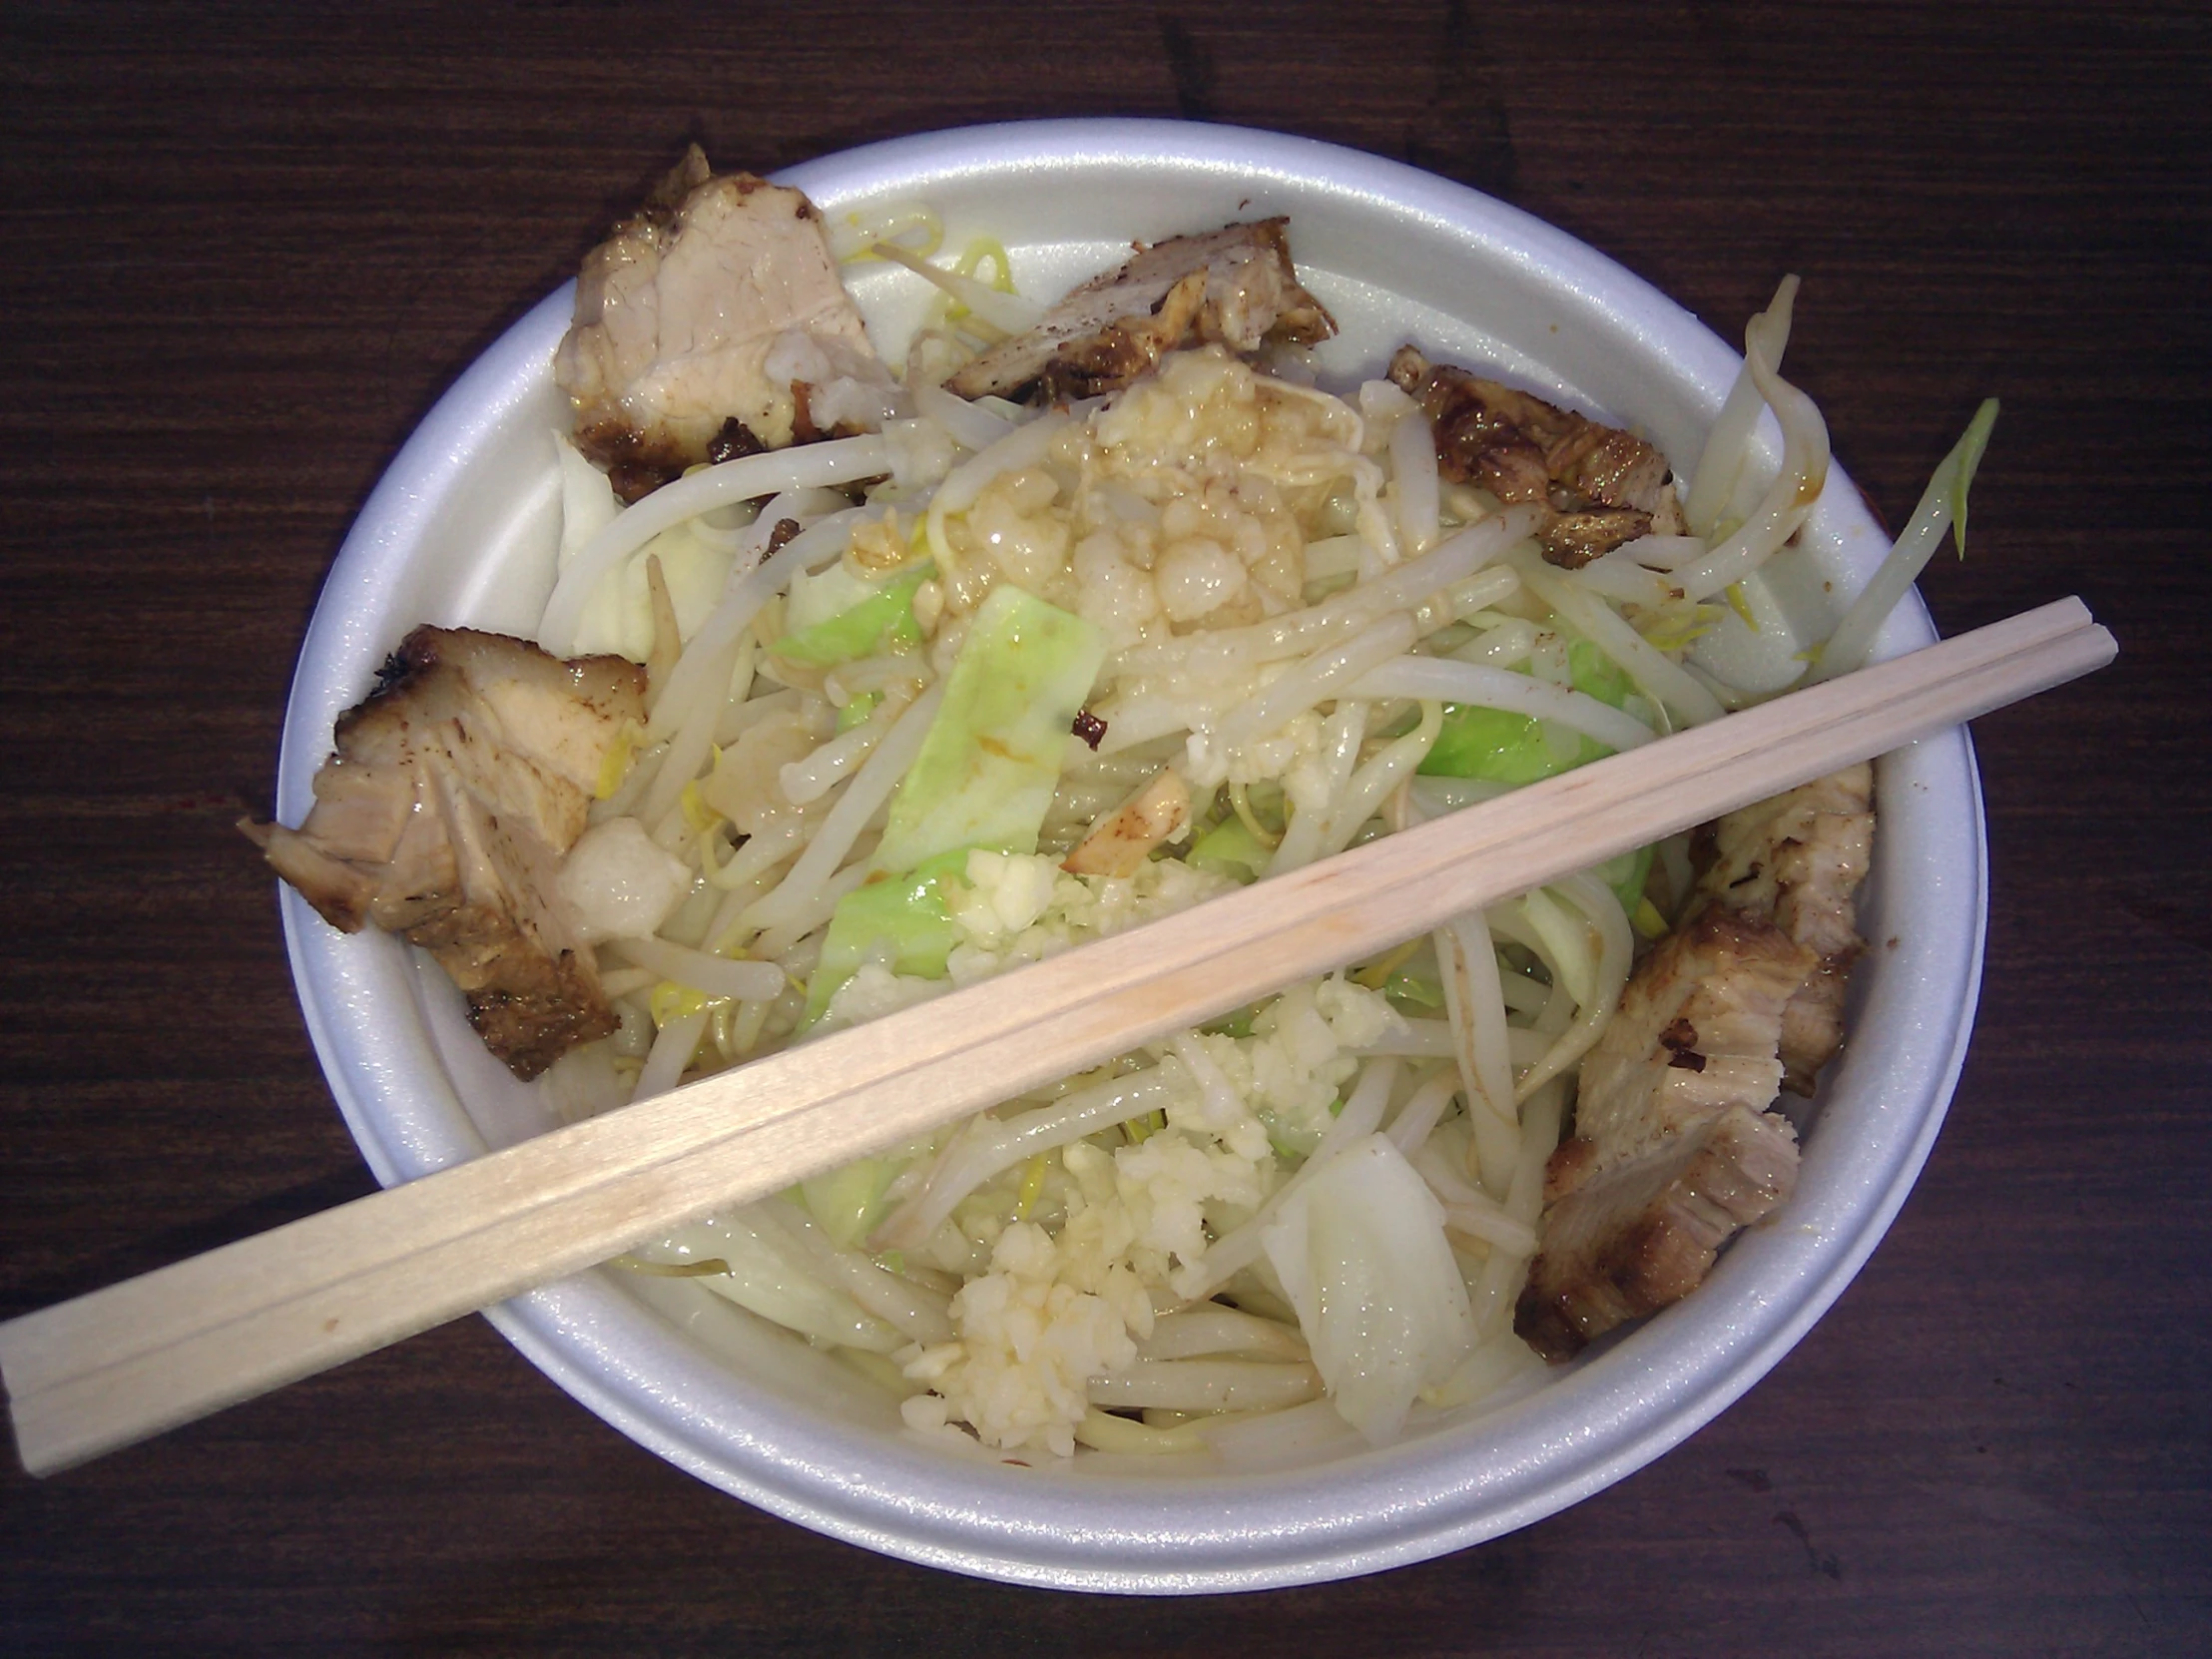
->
left=253, top=150, right=1990, bottom=1464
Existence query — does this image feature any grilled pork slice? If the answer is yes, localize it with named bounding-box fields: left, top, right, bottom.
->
left=944, top=220, right=1336, bottom=404
left=1386, top=346, right=1684, bottom=567
left=1514, top=767, right=1875, bottom=1361
left=1565, top=906, right=1817, bottom=1185
left=1515, top=905, right=1809, bottom=1360
left=243, top=627, right=647, bottom=1078
left=1696, top=763, right=1874, bottom=1092
left=1514, top=1105, right=1800, bottom=1363
left=554, top=146, right=895, bottom=503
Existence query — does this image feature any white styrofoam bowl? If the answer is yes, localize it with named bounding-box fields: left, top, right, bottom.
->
left=274, top=121, right=1984, bottom=1592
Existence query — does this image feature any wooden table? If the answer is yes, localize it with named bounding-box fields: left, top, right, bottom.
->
left=4, top=3, right=2205, bottom=1651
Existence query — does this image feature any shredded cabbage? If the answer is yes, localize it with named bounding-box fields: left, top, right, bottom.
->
left=871, top=583, right=1106, bottom=873
left=1261, top=1134, right=1476, bottom=1444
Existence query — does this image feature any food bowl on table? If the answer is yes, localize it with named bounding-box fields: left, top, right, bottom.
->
left=271, top=119, right=1984, bottom=1592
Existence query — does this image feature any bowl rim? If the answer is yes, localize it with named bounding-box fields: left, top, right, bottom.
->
left=276, top=117, right=1988, bottom=1593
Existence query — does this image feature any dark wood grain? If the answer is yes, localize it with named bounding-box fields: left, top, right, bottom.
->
left=3, top=2, right=2206, bottom=1652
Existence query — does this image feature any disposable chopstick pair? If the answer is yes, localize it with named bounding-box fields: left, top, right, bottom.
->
left=0, top=596, right=2115, bottom=1476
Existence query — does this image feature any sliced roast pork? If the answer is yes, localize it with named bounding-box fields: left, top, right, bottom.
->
left=1514, top=769, right=1874, bottom=1361
left=1564, top=906, right=1818, bottom=1179
left=242, top=627, right=647, bottom=1079
left=1514, top=1104, right=1801, bottom=1364
left=555, top=146, right=896, bottom=503
left=1694, top=762, right=1875, bottom=1092
left=944, top=219, right=1336, bottom=404
left=1387, top=345, right=1685, bottom=567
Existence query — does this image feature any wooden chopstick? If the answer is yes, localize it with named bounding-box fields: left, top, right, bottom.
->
left=0, top=597, right=2114, bottom=1475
